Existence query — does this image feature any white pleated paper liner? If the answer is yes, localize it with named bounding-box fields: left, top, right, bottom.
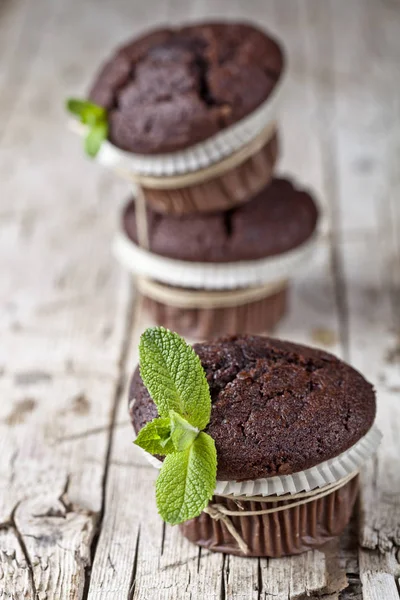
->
left=69, top=70, right=287, bottom=177
left=134, top=423, right=382, bottom=498
left=113, top=229, right=319, bottom=291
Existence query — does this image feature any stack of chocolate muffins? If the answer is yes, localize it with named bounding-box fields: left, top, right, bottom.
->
left=81, top=22, right=320, bottom=337
left=67, top=23, right=382, bottom=562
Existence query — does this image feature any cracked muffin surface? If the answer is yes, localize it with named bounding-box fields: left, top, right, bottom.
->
left=123, top=178, right=318, bottom=262
left=89, top=22, right=284, bottom=154
left=129, top=335, right=376, bottom=481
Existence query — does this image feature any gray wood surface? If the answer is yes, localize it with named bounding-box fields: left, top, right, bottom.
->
left=1, top=0, right=399, bottom=598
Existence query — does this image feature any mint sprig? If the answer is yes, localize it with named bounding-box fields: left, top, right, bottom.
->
left=134, top=327, right=217, bottom=525
left=139, top=326, right=211, bottom=430
left=66, top=98, right=108, bottom=158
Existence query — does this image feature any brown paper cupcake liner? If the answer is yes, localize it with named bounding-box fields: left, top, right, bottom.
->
left=138, top=278, right=288, bottom=338
left=142, top=132, right=279, bottom=215
left=180, top=474, right=359, bottom=558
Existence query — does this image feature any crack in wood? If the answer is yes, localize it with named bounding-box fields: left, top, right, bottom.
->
left=107, top=551, right=117, bottom=575
left=161, top=555, right=200, bottom=571
left=55, top=420, right=131, bottom=443
left=395, top=576, right=400, bottom=598
left=196, top=547, right=201, bottom=574
left=185, top=569, right=191, bottom=595
left=10, top=503, right=38, bottom=599
left=59, top=475, right=73, bottom=514
left=321, top=135, right=350, bottom=363
left=339, top=579, right=363, bottom=600
left=108, top=459, right=153, bottom=470
left=29, top=475, right=96, bottom=522
left=127, top=527, right=141, bottom=600
left=160, top=522, right=166, bottom=556
left=220, top=553, right=227, bottom=600
left=257, top=558, right=262, bottom=600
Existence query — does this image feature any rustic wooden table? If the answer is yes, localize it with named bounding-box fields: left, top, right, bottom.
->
left=1, top=0, right=400, bottom=598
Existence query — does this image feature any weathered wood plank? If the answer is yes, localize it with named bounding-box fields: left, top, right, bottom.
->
left=0, top=0, right=130, bottom=378
left=359, top=552, right=400, bottom=600
left=0, top=0, right=29, bottom=72
left=328, top=0, right=396, bottom=236
left=0, top=366, right=129, bottom=599
left=342, top=234, right=400, bottom=596
left=0, top=210, right=129, bottom=378
left=0, top=0, right=133, bottom=597
left=0, top=193, right=132, bottom=599
left=0, top=0, right=52, bottom=134
left=326, top=2, right=400, bottom=599
left=259, top=541, right=346, bottom=600
left=271, top=0, right=328, bottom=221
left=296, top=4, right=400, bottom=600
left=2, top=0, right=400, bottom=598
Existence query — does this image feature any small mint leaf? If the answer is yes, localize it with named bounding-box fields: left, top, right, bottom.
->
left=84, top=122, right=108, bottom=158
left=170, top=410, right=199, bottom=452
left=66, top=98, right=106, bottom=124
left=66, top=98, right=88, bottom=117
left=155, top=432, right=217, bottom=524
left=82, top=105, right=107, bottom=126
left=139, top=327, right=211, bottom=429
left=134, top=417, right=174, bottom=456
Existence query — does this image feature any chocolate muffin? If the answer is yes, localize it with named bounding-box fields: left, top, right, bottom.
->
left=89, top=22, right=284, bottom=154
left=123, top=178, right=318, bottom=262
left=130, top=335, right=376, bottom=481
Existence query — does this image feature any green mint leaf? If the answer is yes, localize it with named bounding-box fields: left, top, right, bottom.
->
left=170, top=410, right=199, bottom=452
left=66, top=98, right=88, bottom=117
left=84, top=121, right=108, bottom=158
left=82, top=105, right=107, bottom=126
left=139, top=327, right=211, bottom=429
left=134, top=417, right=174, bottom=456
left=66, top=98, right=106, bottom=124
left=156, top=432, right=217, bottom=524
left=66, top=98, right=108, bottom=157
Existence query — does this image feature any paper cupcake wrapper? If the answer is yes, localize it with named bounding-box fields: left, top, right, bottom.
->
left=142, top=284, right=288, bottom=339
left=113, top=229, right=319, bottom=290
left=135, top=423, right=381, bottom=497
left=216, top=424, right=382, bottom=497
left=70, top=71, right=287, bottom=177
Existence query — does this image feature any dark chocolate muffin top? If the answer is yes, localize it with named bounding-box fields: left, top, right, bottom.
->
left=123, top=178, right=318, bottom=262
left=130, top=335, right=376, bottom=481
left=89, top=22, right=284, bottom=154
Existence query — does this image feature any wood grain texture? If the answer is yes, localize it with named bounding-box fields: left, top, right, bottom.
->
left=0, top=0, right=132, bottom=596
left=1, top=0, right=399, bottom=598
left=324, top=2, right=400, bottom=599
